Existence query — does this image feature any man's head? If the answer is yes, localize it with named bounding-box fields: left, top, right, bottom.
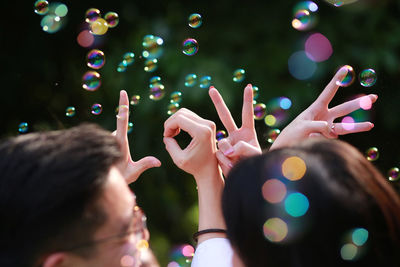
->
left=0, top=124, right=144, bottom=267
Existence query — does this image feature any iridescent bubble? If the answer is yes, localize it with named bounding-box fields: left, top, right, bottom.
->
left=85, top=8, right=101, bottom=23
left=182, top=38, right=199, bottom=56
left=87, top=49, right=105, bottom=69
left=292, top=9, right=315, bottom=31
left=65, top=106, right=76, bottom=117
left=144, top=59, right=158, bottom=72
left=199, top=76, right=211, bottom=88
left=90, top=18, right=108, bottom=35
left=130, top=95, right=140, bottom=106
left=293, top=1, right=318, bottom=14
left=170, top=91, right=182, bottom=104
left=282, top=156, right=307, bottom=181
left=324, top=0, right=359, bottom=7
left=340, top=243, right=358, bottom=261
left=127, top=122, right=134, bottom=134
left=91, top=103, right=102, bottom=115
left=150, top=76, right=161, bottom=87
left=233, top=69, right=245, bottom=82
left=104, top=12, right=119, bottom=28
left=149, top=84, right=165, bottom=100
left=388, top=167, right=400, bottom=182
left=266, top=129, right=280, bottom=143
left=18, top=122, right=28, bottom=133
left=82, top=71, right=101, bottom=91
left=359, top=69, right=377, bottom=87
left=253, top=103, right=267, bottom=120
left=34, top=0, right=49, bottom=15
left=41, top=14, right=63, bottom=34
left=365, top=147, right=379, bottom=161
left=288, top=51, right=317, bottom=80
left=185, top=74, right=197, bottom=87
left=54, top=3, right=68, bottom=17
left=117, top=62, right=127, bottom=72
left=352, top=228, right=369, bottom=246
left=216, top=130, right=227, bottom=141
left=262, top=179, right=287, bottom=203
left=252, top=86, right=259, bottom=100
left=263, top=218, right=288, bottom=242
left=284, top=192, right=309, bottom=217
left=336, top=65, right=355, bottom=87
left=122, top=52, right=135, bottom=66
left=265, top=97, right=290, bottom=127
left=142, top=35, right=164, bottom=59
left=188, top=13, right=202, bottom=28
left=168, top=103, right=180, bottom=115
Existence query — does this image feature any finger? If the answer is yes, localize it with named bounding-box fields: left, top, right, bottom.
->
left=163, top=137, right=184, bottom=166
left=241, top=84, right=255, bottom=129
left=125, top=156, right=161, bottom=184
left=332, top=122, right=374, bottom=135
left=209, top=86, right=238, bottom=133
left=309, top=133, right=323, bottom=138
left=329, top=94, right=378, bottom=118
left=116, top=90, right=130, bottom=140
left=229, top=141, right=262, bottom=158
left=177, top=108, right=216, bottom=131
left=217, top=138, right=234, bottom=156
left=315, top=66, right=349, bottom=107
left=163, top=113, right=203, bottom=137
left=216, top=151, right=233, bottom=176
left=304, top=120, right=337, bottom=139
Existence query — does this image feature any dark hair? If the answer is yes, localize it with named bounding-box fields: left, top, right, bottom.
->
left=0, top=124, right=122, bottom=267
left=223, top=138, right=400, bottom=267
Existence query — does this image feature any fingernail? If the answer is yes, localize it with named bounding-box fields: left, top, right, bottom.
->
left=370, top=122, right=374, bottom=128
left=338, top=66, right=349, bottom=76
left=209, top=86, right=215, bottom=90
left=224, top=148, right=234, bottom=156
left=372, top=94, right=378, bottom=99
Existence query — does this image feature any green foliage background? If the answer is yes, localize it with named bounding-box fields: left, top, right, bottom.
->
left=1, top=0, right=400, bottom=265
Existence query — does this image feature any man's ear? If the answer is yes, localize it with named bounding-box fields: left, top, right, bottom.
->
left=42, top=253, right=66, bottom=267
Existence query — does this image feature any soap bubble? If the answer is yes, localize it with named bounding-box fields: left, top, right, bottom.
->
left=264, top=97, right=290, bottom=126
left=18, top=122, right=29, bottom=133
left=254, top=103, right=267, bottom=120
left=41, top=14, right=63, bottom=34
left=188, top=13, right=202, bottom=28
left=167, top=103, right=180, bottom=115
left=127, top=122, right=134, bottom=134
left=388, top=167, right=400, bottom=182
left=149, top=84, right=165, bottom=100
left=252, top=86, right=259, bottom=100
left=104, top=12, right=119, bottom=28
left=185, top=74, right=197, bottom=87
left=90, top=18, right=108, bottom=35
left=292, top=9, right=315, bottom=31
left=266, top=129, right=280, bottom=143
left=150, top=76, right=161, bottom=87
left=336, top=65, right=355, bottom=87
left=142, top=35, right=164, bottom=59
left=324, top=0, right=358, bottom=7
left=34, top=0, right=49, bottom=15
left=91, top=104, right=103, bottom=115
left=233, top=69, right=245, bottom=82
left=170, top=91, right=182, bottom=104
left=199, top=76, right=211, bottom=88
left=365, top=147, right=379, bottom=161
left=65, top=106, right=76, bottom=117
left=130, top=95, right=140, bottom=106
left=87, top=49, right=105, bottom=69
left=144, top=59, right=158, bottom=72
left=216, top=130, right=227, bottom=141
left=293, top=1, right=318, bottom=14
left=182, top=38, right=199, bottom=56
left=122, top=52, right=135, bottom=66
left=85, top=8, right=101, bottom=23
left=117, top=62, right=127, bottom=72
left=359, top=69, right=377, bottom=87
left=82, top=71, right=101, bottom=91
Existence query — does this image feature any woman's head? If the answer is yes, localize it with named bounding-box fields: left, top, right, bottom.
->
left=223, top=138, right=400, bottom=267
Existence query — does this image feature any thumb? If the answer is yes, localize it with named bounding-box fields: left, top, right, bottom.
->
left=163, top=137, right=184, bottom=165
left=124, top=156, right=161, bottom=184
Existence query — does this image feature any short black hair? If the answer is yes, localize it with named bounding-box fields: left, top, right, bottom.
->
left=0, top=124, right=122, bottom=266
left=223, top=138, right=400, bottom=267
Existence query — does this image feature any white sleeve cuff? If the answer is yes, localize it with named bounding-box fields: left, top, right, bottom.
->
left=191, top=238, right=233, bottom=267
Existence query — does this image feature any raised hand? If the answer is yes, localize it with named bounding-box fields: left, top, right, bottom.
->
left=209, top=84, right=262, bottom=175
left=114, top=90, right=161, bottom=184
left=270, top=67, right=377, bottom=150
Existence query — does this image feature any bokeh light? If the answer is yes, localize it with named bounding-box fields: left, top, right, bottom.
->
left=170, top=244, right=194, bottom=266
left=282, top=156, right=307, bottom=181
left=182, top=38, right=199, bottom=56
left=91, top=103, right=102, bottom=115
left=263, top=218, right=288, bottom=242
left=266, top=129, right=280, bottom=143
left=341, top=116, right=355, bottom=131
left=77, top=30, right=94, bottom=47
left=365, top=147, right=379, bottom=161
left=65, top=106, right=76, bottom=117
left=149, top=84, right=165, bottom=100
left=264, top=115, right=277, bottom=127
left=233, top=69, right=245, bottom=82
left=288, top=51, right=317, bottom=80
left=87, top=49, right=105, bottom=69
left=388, top=167, right=400, bottom=182
left=18, top=122, right=29, bottom=133
left=185, top=74, right=197, bottom=87
left=341, top=243, right=358, bottom=261
left=284, top=192, right=309, bottom=217
left=352, top=228, right=369, bottom=246
left=120, top=255, right=135, bottom=267
left=336, top=65, right=355, bottom=87
left=262, top=179, right=287, bottom=203
left=359, top=95, right=372, bottom=110
left=188, top=13, right=202, bottom=28
left=41, top=14, right=63, bottom=34
left=305, top=33, right=333, bottom=62
left=34, top=0, right=49, bottom=15
left=130, top=95, right=141, bottom=106
left=359, top=69, right=377, bottom=87
left=54, top=4, right=68, bottom=17
left=104, top=12, right=119, bottom=28
left=127, top=122, right=134, bottom=134
left=216, top=130, right=227, bottom=141
left=199, top=76, right=211, bottom=88
left=82, top=71, right=101, bottom=91
left=253, top=103, right=267, bottom=120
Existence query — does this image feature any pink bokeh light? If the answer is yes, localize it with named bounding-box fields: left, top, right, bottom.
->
left=305, top=33, right=333, bottom=62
